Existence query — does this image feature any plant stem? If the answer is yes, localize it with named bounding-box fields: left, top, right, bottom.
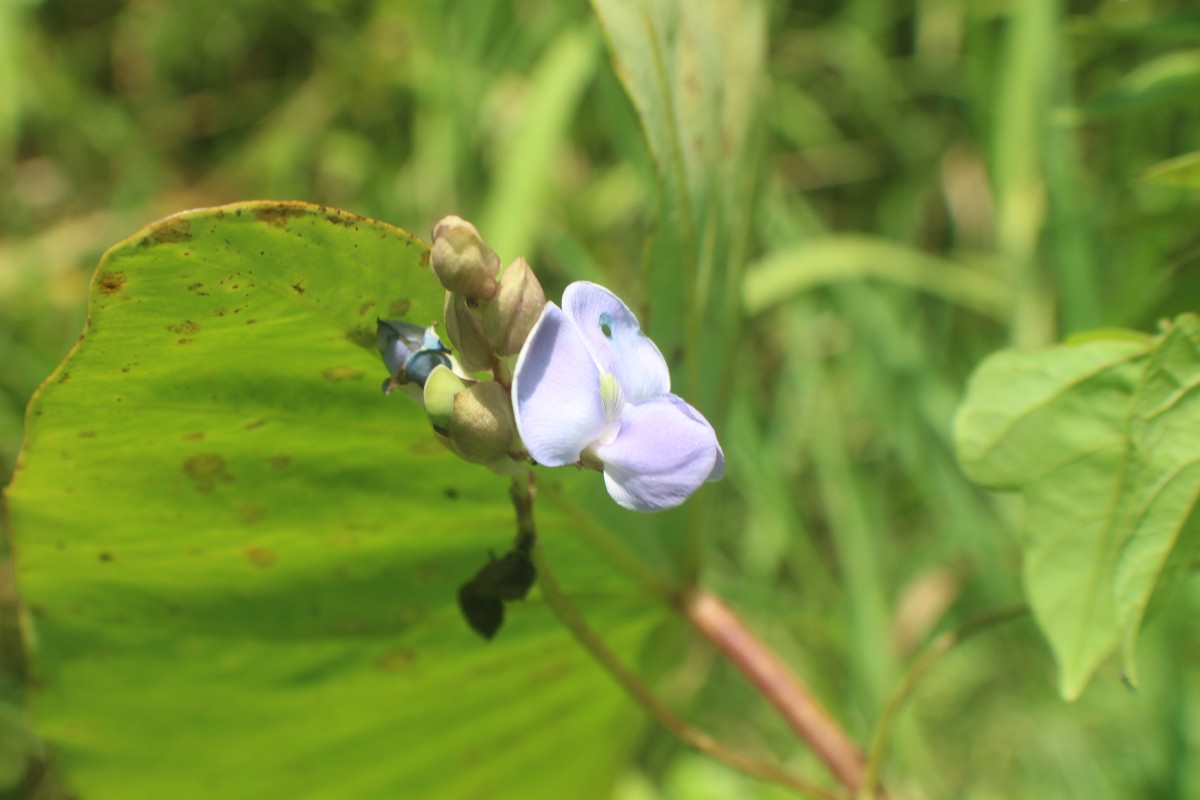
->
left=536, top=480, right=679, bottom=601
left=509, top=471, right=537, bottom=552
left=683, top=589, right=869, bottom=794
left=857, top=605, right=1030, bottom=798
left=529, top=535, right=844, bottom=800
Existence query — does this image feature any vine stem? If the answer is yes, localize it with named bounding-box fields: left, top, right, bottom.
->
left=514, top=475, right=844, bottom=800
left=682, top=589, right=868, bottom=794
left=857, top=604, right=1030, bottom=799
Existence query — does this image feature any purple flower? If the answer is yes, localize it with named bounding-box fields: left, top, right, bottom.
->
left=512, top=282, right=724, bottom=511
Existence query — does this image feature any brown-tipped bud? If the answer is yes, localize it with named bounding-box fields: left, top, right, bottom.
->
left=430, top=216, right=501, bottom=300
left=446, top=381, right=516, bottom=465
left=444, top=292, right=493, bottom=372
left=480, top=257, right=548, bottom=357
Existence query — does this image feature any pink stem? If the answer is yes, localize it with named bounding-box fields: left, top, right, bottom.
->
left=683, top=589, right=867, bottom=793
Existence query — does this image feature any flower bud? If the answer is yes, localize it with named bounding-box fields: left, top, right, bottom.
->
left=481, top=257, right=547, bottom=357
left=430, top=216, right=500, bottom=300
left=423, top=365, right=468, bottom=430
left=444, top=292, right=493, bottom=372
left=447, top=381, right=516, bottom=465
left=376, top=319, right=427, bottom=377
left=378, top=319, right=452, bottom=398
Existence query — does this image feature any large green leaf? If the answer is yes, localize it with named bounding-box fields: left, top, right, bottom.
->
left=954, top=317, right=1200, bottom=699
left=5, top=202, right=667, bottom=798
left=590, top=0, right=764, bottom=219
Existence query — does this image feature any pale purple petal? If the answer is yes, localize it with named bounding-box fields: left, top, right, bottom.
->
left=562, top=282, right=670, bottom=402
left=665, top=394, right=724, bottom=481
left=592, top=397, right=719, bottom=511
left=512, top=303, right=606, bottom=467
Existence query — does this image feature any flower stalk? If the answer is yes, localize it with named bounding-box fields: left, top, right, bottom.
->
left=521, top=477, right=844, bottom=800
left=682, top=589, right=869, bottom=794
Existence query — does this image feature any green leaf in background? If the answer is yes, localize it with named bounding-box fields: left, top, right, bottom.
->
left=1072, top=49, right=1200, bottom=118
left=1114, top=320, right=1200, bottom=683
left=1140, top=150, right=1200, bottom=187
left=4, top=202, right=666, bottom=799
left=741, top=235, right=1012, bottom=321
left=590, top=0, right=764, bottom=221
left=954, top=316, right=1200, bottom=699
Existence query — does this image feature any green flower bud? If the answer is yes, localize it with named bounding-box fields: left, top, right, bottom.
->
left=444, top=292, right=493, bottom=372
left=481, top=257, right=547, bottom=357
left=422, top=365, right=468, bottom=430
left=430, top=216, right=500, bottom=300
left=447, top=381, right=516, bottom=465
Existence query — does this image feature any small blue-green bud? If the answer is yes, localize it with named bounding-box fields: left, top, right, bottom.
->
left=377, top=319, right=451, bottom=392
left=376, top=319, right=427, bottom=377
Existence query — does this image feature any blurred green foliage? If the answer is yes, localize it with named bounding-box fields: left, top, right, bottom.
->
left=3, top=0, right=1200, bottom=798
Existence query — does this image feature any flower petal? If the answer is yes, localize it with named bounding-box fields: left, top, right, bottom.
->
left=562, top=282, right=670, bottom=402
left=512, top=303, right=606, bottom=467
left=592, top=397, right=720, bottom=511
left=664, top=394, right=725, bottom=481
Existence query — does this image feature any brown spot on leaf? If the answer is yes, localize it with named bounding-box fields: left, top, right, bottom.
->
left=149, top=217, right=192, bottom=245
left=244, top=546, right=277, bottom=567
left=98, top=551, right=114, bottom=562
left=183, top=453, right=234, bottom=492
left=254, top=204, right=307, bottom=227
left=415, top=562, right=439, bottom=585
left=181, top=431, right=205, bottom=442
left=292, top=281, right=305, bottom=294
left=58, top=372, right=70, bottom=383
left=419, top=251, right=431, bottom=267
left=187, top=282, right=204, bottom=292
left=345, top=326, right=375, bottom=349
left=356, top=300, right=376, bottom=316
left=79, top=431, right=96, bottom=439
left=375, top=648, right=417, bottom=672
left=325, top=210, right=363, bottom=227
left=388, top=298, right=412, bottom=316
left=98, top=271, right=127, bottom=295
left=167, top=320, right=200, bottom=335
left=269, top=455, right=291, bottom=469
left=244, top=419, right=266, bottom=430
left=239, top=505, right=263, bottom=523
left=322, top=367, right=364, bottom=382
left=177, top=339, right=192, bottom=345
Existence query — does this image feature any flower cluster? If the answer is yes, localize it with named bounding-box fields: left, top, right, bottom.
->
left=377, top=216, right=722, bottom=511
